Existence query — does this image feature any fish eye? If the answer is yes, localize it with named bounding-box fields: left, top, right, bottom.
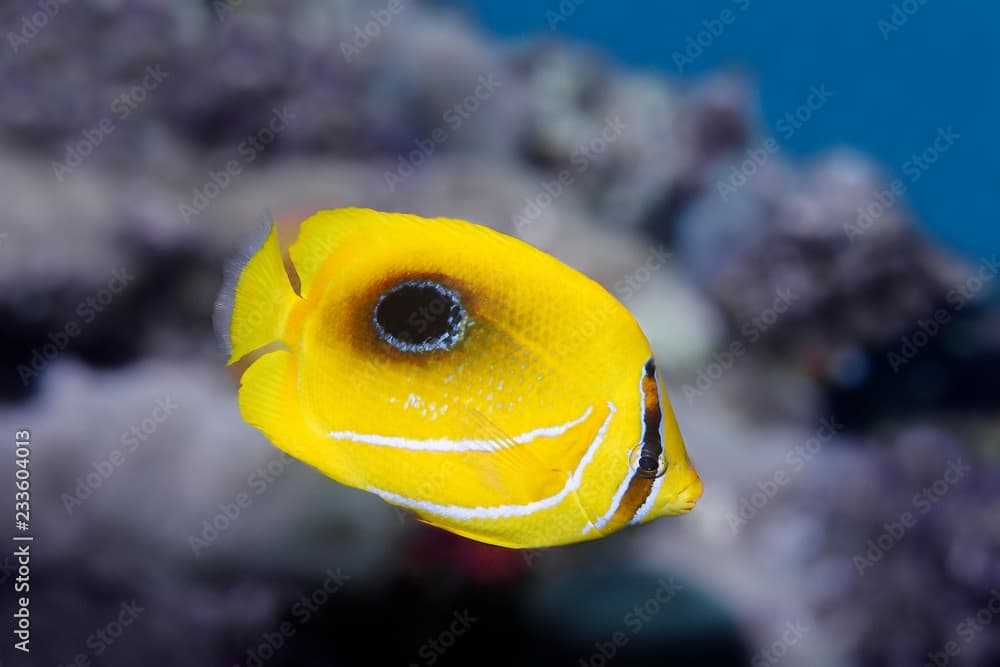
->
left=629, top=445, right=667, bottom=479
left=372, top=279, right=466, bottom=353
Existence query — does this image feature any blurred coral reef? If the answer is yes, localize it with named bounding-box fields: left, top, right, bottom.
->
left=0, top=0, right=997, bottom=665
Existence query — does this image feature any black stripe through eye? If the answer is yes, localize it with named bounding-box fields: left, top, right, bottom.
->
left=636, top=359, right=664, bottom=478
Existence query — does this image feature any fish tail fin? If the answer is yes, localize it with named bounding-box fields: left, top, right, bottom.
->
left=215, top=218, right=300, bottom=365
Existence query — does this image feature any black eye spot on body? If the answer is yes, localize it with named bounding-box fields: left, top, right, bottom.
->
left=372, top=280, right=466, bottom=353
left=629, top=358, right=667, bottom=479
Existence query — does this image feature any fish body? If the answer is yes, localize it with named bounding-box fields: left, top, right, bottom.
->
left=218, top=208, right=701, bottom=548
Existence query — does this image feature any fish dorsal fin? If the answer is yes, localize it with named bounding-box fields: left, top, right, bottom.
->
left=287, top=208, right=511, bottom=300
left=288, top=208, right=398, bottom=299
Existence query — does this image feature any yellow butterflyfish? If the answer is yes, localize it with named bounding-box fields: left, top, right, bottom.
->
left=216, top=208, right=701, bottom=548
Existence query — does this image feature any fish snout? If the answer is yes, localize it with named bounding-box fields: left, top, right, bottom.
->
left=669, top=464, right=703, bottom=515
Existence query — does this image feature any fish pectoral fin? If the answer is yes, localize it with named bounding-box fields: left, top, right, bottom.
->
left=218, top=221, right=300, bottom=365
left=455, top=407, right=539, bottom=499
left=455, top=405, right=587, bottom=504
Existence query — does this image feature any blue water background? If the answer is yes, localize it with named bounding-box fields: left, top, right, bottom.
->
left=461, top=0, right=998, bottom=260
